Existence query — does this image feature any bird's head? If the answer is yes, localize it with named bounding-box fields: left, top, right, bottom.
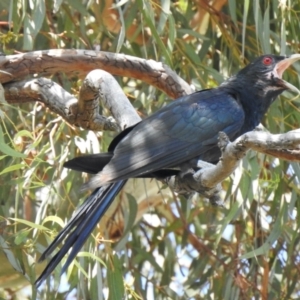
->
left=236, top=54, right=300, bottom=96
left=220, top=54, right=300, bottom=129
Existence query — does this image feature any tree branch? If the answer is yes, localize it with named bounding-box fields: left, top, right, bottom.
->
left=4, top=77, right=117, bottom=131
left=0, top=50, right=193, bottom=99
left=80, top=69, right=141, bottom=130
left=177, top=129, right=300, bottom=205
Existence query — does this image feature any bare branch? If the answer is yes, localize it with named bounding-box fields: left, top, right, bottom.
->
left=4, top=77, right=78, bottom=119
left=263, top=148, right=300, bottom=161
left=4, top=70, right=142, bottom=131
left=236, top=129, right=300, bottom=156
left=185, top=129, right=300, bottom=204
left=0, top=50, right=193, bottom=99
left=80, top=70, right=141, bottom=131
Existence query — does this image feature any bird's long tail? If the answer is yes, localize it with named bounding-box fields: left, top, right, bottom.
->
left=35, top=180, right=126, bottom=287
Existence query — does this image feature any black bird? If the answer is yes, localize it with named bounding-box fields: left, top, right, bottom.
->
left=35, top=54, right=300, bottom=287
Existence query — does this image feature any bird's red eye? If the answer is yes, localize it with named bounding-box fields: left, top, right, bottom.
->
left=263, top=56, right=273, bottom=65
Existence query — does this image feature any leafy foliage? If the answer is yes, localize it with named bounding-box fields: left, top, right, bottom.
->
left=0, top=0, right=300, bottom=299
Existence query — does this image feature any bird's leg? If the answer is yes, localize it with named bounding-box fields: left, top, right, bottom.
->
left=193, top=160, right=224, bottom=206
left=191, top=132, right=246, bottom=206
left=165, top=160, right=224, bottom=206
left=166, top=131, right=247, bottom=206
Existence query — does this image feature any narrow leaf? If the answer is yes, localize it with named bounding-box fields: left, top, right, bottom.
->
left=10, top=218, right=49, bottom=231
left=0, top=125, right=26, bottom=158
left=0, top=235, right=23, bottom=273
left=107, top=254, right=124, bottom=300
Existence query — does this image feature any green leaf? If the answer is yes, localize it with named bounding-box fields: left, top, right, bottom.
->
left=157, top=0, right=170, bottom=34
left=0, top=235, right=23, bottom=273
left=177, top=28, right=209, bottom=40
left=215, top=200, right=243, bottom=246
left=32, top=0, right=45, bottom=37
left=242, top=0, right=249, bottom=56
left=115, top=1, right=126, bottom=53
left=114, top=193, right=137, bottom=251
left=138, top=0, right=172, bottom=66
left=107, top=254, right=124, bottom=300
left=167, top=14, right=176, bottom=52
left=0, top=164, right=24, bottom=175
left=76, top=251, right=106, bottom=267
left=239, top=205, right=284, bottom=260
left=14, top=229, right=31, bottom=245
left=23, top=13, right=34, bottom=50
left=14, top=130, right=34, bottom=140
left=53, top=0, right=64, bottom=13
left=41, top=215, right=65, bottom=228
left=10, top=218, right=49, bottom=231
left=0, top=125, right=26, bottom=158
left=280, top=19, right=286, bottom=55
left=263, top=5, right=270, bottom=54
left=254, top=0, right=263, bottom=52
left=228, top=0, right=237, bottom=25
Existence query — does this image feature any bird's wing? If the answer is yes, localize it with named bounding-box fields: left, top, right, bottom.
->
left=90, top=89, right=245, bottom=187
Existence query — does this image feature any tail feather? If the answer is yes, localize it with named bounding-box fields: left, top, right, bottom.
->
left=63, top=153, right=113, bottom=174
left=35, top=180, right=126, bottom=287
left=38, top=189, right=100, bottom=262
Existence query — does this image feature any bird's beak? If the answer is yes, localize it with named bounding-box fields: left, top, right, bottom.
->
left=276, top=54, right=300, bottom=94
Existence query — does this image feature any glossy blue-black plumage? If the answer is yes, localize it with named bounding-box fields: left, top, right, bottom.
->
left=95, top=89, right=245, bottom=184
left=35, top=54, right=297, bottom=287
